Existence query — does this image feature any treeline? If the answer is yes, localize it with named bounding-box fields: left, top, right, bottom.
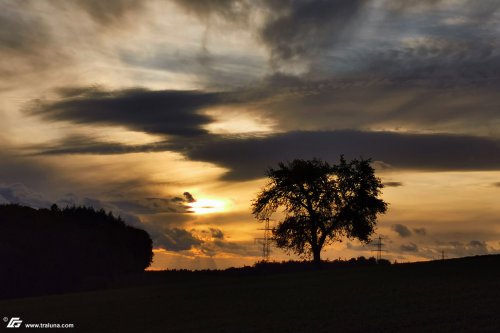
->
left=161, top=257, right=392, bottom=277
left=0, top=204, right=153, bottom=298
left=251, top=256, right=391, bottom=272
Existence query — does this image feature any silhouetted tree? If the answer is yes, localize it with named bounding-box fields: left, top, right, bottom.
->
left=252, top=157, right=387, bottom=266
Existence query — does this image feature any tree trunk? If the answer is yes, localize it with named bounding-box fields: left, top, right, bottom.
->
left=312, top=246, right=322, bottom=269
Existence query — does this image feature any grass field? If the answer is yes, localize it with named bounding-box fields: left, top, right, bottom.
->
left=1, top=255, right=499, bottom=332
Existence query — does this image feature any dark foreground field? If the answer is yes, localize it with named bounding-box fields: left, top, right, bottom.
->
left=1, top=255, right=499, bottom=332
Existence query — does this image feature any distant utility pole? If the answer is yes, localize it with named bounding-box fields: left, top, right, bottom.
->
left=441, top=250, right=447, bottom=261
left=255, top=218, right=273, bottom=261
left=371, top=236, right=387, bottom=262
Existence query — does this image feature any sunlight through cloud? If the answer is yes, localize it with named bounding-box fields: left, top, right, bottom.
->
left=188, top=198, right=227, bottom=214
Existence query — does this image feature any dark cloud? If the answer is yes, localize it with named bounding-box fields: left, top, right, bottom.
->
left=34, top=78, right=500, bottom=148
left=110, top=197, right=187, bottom=214
left=392, top=224, right=413, bottom=238
left=386, top=0, right=500, bottom=20
left=465, top=0, right=500, bottom=20
left=31, top=130, right=500, bottom=181
left=385, top=0, right=449, bottom=12
left=357, top=38, right=500, bottom=84
left=183, top=192, right=196, bottom=203
left=492, top=182, right=500, bottom=187
left=196, top=228, right=225, bottom=241
left=70, top=0, right=146, bottom=26
left=173, top=0, right=371, bottom=75
left=120, top=48, right=265, bottom=89
left=400, top=242, right=419, bottom=252
left=0, top=183, right=50, bottom=208
left=413, top=228, right=427, bottom=236
left=106, top=191, right=201, bottom=215
left=0, top=147, right=76, bottom=193
left=30, top=76, right=500, bottom=152
left=152, top=226, right=254, bottom=256
left=0, top=5, right=49, bottom=55
left=172, top=0, right=500, bottom=87
left=384, top=182, right=403, bottom=187
left=440, top=240, right=490, bottom=257
left=209, top=228, right=224, bottom=239
left=185, top=227, right=260, bottom=257
left=151, top=227, right=202, bottom=252
left=172, top=0, right=249, bottom=23
left=29, top=88, right=224, bottom=137
left=184, top=130, right=500, bottom=180
left=258, top=0, right=367, bottom=70
left=263, top=76, right=500, bottom=136
left=28, top=134, right=173, bottom=156
left=200, top=238, right=257, bottom=257
left=0, top=3, right=57, bottom=80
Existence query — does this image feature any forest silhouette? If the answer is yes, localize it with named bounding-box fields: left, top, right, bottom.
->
left=0, top=204, right=153, bottom=298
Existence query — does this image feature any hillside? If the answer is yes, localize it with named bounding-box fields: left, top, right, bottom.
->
left=1, top=255, right=499, bottom=332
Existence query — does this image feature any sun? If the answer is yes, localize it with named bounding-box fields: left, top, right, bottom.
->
left=188, top=198, right=227, bottom=214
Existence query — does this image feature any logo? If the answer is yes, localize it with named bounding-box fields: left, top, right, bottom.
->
left=6, top=317, right=23, bottom=328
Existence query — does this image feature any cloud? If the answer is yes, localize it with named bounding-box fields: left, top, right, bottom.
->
left=29, top=87, right=224, bottom=137
left=110, top=197, right=189, bottom=214
left=261, top=76, right=500, bottom=137
left=152, top=227, right=202, bottom=252
left=386, top=0, right=500, bottom=20
left=258, top=0, right=368, bottom=71
left=184, top=130, right=500, bottom=180
left=199, top=238, right=258, bottom=257
left=152, top=226, right=257, bottom=256
left=183, top=192, right=196, bottom=203
left=413, top=228, right=427, bottom=236
left=28, top=135, right=173, bottom=156
left=0, top=3, right=58, bottom=80
left=0, top=5, right=50, bottom=56
left=440, top=240, right=490, bottom=257
left=171, top=0, right=500, bottom=87
left=492, top=182, right=500, bottom=187
left=0, top=183, right=51, bottom=209
left=384, top=182, right=403, bottom=187
left=172, top=0, right=250, bottom=23
left=30, top=130, right=500, bottom=181
left=0, top=147, right=78, bottom=193
left=357, top=37, right=500, bottom=84
left=120, top=48, right=266, bottom=89
left=209, top=227, right=224, bottom=239
left=70, top=0, right=146, bottom=27
left=194, top=227, right=225, bottom=241
left=392, top=224, right=412, bottom=238
left=385, top=0, right=446, bottom=11
left=29, top=74, right=500, bottom=155
left=400, top=242, right=419, bottom=252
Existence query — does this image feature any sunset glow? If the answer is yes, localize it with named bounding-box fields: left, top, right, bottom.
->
left=188, top=199, right=228, bottom=215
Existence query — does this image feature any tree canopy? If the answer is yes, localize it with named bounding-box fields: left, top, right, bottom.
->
left=252, top=156, right=387, bottom=265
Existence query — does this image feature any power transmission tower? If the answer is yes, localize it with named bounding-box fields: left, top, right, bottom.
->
left=255, top=218, right=273, bottom=261
left=441, top=250, right=447, bottom=261
left=371, top=236, right=387, bottom=262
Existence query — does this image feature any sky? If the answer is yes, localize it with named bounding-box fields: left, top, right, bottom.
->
left=1, top=0, right=500, bottom=269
